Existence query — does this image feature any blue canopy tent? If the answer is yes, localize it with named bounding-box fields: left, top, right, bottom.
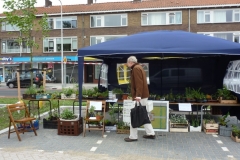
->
left=77, top=30, right=240, bottom=118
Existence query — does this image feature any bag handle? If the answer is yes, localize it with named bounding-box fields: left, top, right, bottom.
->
left=135, top=101, right=142, bottom=107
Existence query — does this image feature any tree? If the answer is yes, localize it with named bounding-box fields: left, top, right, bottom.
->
left=2, top=0, right=49, bottom=85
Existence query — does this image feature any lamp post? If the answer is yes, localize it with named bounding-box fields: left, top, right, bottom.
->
left=58, top=0, right=64, bottom=88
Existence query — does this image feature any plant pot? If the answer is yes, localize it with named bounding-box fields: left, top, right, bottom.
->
left=219, top=125, right=232, bottom=137
left=22, top=94, right=36, bottom=99
left=122, top=93, right=129, bottom=100
left=231, top=133, right=240, bottom=143
left=116, top=94, right=123, bottom=100
left=190, top=125, right=201, bottom=132
left=43, top=118, right=58, bottom=129
left=96, top=115, right=103, bottom=120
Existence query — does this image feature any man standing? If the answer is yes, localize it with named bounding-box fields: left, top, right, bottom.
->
left=124, top=56, right=155, bottom=142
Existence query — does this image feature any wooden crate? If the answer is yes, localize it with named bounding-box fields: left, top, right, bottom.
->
left=231, top=133, right=240, bottom=143
left=219, top=97, right=237, bottom=104
left=58, top=117, right=83, bottom=136
left=203, top=122, right=219, bottom=130
left=117, top=129, right=130, bottom=134
left=204, top=129, right=218, bottom=134
left=169, top=121, right=188, bottom=132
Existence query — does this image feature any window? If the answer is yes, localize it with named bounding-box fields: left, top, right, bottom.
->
left=90, top=35, right=127, bottom=46
left=198, top=32, right=240, bottom=42
left=47, top=16, right=77, bottom=29
left=141, top=11, right=182, bottom=26
left=1, top=39, right=30, bottom=53
left=1, top=22, right=20, bottom=31
left=100, top=64, right=108, bottom=88
left=197, top=9, right=240, bottom=23
left=90, top=14, right=128, bottom=27
left=43, top=37, right=77, bottom=52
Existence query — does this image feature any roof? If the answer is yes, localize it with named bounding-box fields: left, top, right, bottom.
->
left=0, top=0, right=240, bottom=17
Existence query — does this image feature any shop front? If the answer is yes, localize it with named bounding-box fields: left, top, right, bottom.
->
left=11, top=56, right=102, bottom=83
left=0, top=57, right=18, bottom=82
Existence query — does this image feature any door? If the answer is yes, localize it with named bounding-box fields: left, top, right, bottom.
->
left=86, top=65, right=93, bottom=83
left=0, top=68, right=3, bottom=82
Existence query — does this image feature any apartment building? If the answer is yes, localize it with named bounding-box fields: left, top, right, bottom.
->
left=0, top=0, right=239, bottom=83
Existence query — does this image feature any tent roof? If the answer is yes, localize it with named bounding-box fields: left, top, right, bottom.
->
left=78, top=30, right=240, bottom=58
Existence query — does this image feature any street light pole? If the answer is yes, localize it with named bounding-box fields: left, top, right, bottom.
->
left=59, top=0, right=64, bottom=89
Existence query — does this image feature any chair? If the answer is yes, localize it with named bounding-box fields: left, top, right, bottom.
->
left=83, top=100, right=106, bottom=137
left=7, top=102, right=37, bottom=141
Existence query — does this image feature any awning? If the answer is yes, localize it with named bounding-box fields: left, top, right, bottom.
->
left=0, top=62, right=102, bottom=65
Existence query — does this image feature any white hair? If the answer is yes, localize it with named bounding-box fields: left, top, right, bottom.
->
left=127, top=56, right=138, bottom=63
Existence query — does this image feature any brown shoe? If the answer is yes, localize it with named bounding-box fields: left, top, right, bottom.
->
left=124, top=137, right=138, bottom=142
left=143, top=135, right=156, bottom=139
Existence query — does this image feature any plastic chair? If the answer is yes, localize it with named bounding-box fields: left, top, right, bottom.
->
left=7, top=102, right=37, bottom=141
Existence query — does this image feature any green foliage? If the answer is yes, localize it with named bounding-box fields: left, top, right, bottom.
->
left=62, top=88, right=75, bottom=96
left=203, top=111, right=216, bottom=124
left=117, top=121, right=130, bottom=129
left=24, top=86, right=37, bottom=94
left=191, top=119, right=200, bottom=127
left=60, top=109, right=76, bottom=120
left=2, top=0, right=49, bottom=85
left=232, top=125, right=240, bottom=137
left=217, top=86, right=236, bottom=100
left=219, top=112, right=230, bottom=126
left=170, top=114, right=188, bottom=124
left=112, top=88, right=123, bottom=94
left=89, top=105, right=95, bottom=114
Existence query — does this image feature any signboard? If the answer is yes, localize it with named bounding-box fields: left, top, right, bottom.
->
left=0, top=57, right=12, bottom=62
left=123, top=100, right=169, bottom=132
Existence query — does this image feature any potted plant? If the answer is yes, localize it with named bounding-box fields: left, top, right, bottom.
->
left=231, top=125, right=240, bottom=143
left=165, top=89, right=175, bottom=102
left=112, top=88, right=124, bottom=100
left=36, top=86, right=51, bottom=99
left=43, top=100, right=59, bottom=129
left=175, top=94, right=185, bottom=103
left=203, top=112, right=219, bottom=134
left=88, top=105, right=96, bottom=117
left=116, top=121, right=130, bottom=134
left=169, top=114, right=188, bottom=132
left=104, top=104, right=117, bottom=131
left=22, top=86, right=37, bottom=99
left=192, top=88, right=207, bottom=103
left=61, top=88, right=76, bottom=99
left=58, top=108, right=82, bottom=136
left=185, top=87, right=196, bottom=102
left=189, top=118, right=201, bottom=132
left=217, top=86, right=237, bottom=103
left=218, top=112, right=232, bottom=137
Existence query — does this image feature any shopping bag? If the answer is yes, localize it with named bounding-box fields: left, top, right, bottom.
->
left=130, top=102, right=151, bottom=128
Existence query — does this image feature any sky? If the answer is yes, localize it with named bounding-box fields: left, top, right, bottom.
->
left=0, top=0, right=131, bottom=12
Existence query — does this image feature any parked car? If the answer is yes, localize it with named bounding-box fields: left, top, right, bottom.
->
left=6, top=73, right=43, bottom=88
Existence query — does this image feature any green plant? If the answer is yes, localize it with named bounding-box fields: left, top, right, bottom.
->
left=170, top=114, right=188, bottom=124
left=219, top=112, right=230, bottom=126
left=108, top=103, right=117, bottom=125
left=60, top=109, right=76, bottom=120
left=37, top=86, right=45, bottom=94
left=232, top=125, right=240, bottom=137
left=62, top=88, right=75, bottom=96
left=203, top=111, right=216, bottom=124
left=24, top=86, right=37, bottom=94
left=112, top=88, right=123, bottom=94
left=191, top=119, right=200, bottom=127
left=89, top=105, right=96, bottom=117
left=185, top=87, right=194, bottom=99
left=217, top=86, right=236, bottom=100
left=117, top=121, right=130, bottom=129
left=165, top=89, right=174, bottom=101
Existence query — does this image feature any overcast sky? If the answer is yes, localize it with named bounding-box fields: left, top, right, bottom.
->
left=0, top=0, right=131, bottom=12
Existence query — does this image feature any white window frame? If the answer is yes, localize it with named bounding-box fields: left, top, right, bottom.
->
left=198, top=31, right=240, bottom=43
left=1, top=22, right=20, bottom=31
left=90, top=14, right=128, bottom=28
left=197, top=8, right=240, bottom=24
left=141, top=11, right=182, bottom=26
left=90, top=35, right=127, bottom=46
left=47, top=16, right=77, bottom=29
left=1, top=39, right=31, bottom=54
left=43, top=37, right=78, bottom=53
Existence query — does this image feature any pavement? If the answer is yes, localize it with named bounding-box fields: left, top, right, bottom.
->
left=1, top=83, right=240, bottom=159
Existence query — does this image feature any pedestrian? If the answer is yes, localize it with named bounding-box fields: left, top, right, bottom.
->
left=124, top=56, right=155, bottom=142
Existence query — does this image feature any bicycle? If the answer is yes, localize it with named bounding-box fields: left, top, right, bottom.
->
left=69, top=76, right=77, bottom=84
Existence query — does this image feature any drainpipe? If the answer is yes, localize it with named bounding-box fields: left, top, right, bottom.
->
left=188, top=9, right=191, bottom=32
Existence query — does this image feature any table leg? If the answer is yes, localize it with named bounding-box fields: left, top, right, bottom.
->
left=38, top=101, right=40, bottom=120
left=57, top=100, right=60, bottom=115
left=118, top=103, right=120, bottom=123
left=200, top=105, right=205, bottom=131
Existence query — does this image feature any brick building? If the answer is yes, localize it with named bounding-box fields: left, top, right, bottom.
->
left=0, top=0, right=239, bottom=83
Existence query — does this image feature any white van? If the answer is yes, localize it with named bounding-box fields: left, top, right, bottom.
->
left=150, top=68, right=202, bottom=88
